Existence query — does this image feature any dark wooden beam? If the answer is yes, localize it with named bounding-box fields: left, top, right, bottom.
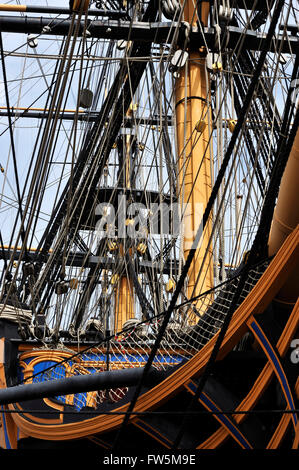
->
left=0, top=16, right=297, bottom=54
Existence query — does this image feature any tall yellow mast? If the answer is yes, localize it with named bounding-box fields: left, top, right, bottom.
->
left=175, top=2, right=213, bottom=313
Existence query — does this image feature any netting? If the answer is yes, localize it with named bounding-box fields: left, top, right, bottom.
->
left=19, top=259, right=269, bottom=411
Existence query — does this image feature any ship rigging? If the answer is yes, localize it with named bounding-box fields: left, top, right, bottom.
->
left=0, top=0, right=297, bottom=451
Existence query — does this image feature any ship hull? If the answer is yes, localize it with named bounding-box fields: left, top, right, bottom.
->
left=1, top=227, right=298, bottom=449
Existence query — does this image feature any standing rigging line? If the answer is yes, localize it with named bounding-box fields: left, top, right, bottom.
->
left=0, top=35, right=68, bottom=291
left=60, top=12, right=90, bottom=285
left=0, top=31, right=29, bottom=264
left=27, top=39, right=103, bottom=253
left=248, top=54, right=299, bottom=257
left=30, top=64, right=128, bottom=312
left=26, top=40, right=71, bottom=252
left=0, top=9, right=85, bottom=307
left=170, top=0, right=295, bottom=449
left=32, top=41, right=113, bottom=310
left=0, top=0, right=297, bottom=452
left=0, top=230, right=8, bottom=273
left=62, top=1, right=163, bottom=332
left=54, top=15, right=92, bottom=336
left=31, top=49, right=133, bottom=304
left=112, top=0, right=286, bottom=450
left=171, top=103, right=299, bottom=450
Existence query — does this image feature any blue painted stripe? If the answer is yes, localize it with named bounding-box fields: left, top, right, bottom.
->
left=1, top=406, right=11, bottom=449
left=136, top=420, right=172, bottom=447
left=187, top=382, right=252, bottom=449
left=250, top=320, right=297, bottom=426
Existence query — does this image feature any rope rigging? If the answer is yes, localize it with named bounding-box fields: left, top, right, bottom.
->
left=112, top=0, right=291, bottom=449
left=0, top=0, right=297, bottom=451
